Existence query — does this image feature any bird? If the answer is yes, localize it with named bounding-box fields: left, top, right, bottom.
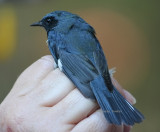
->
left=31, top=10, right=144, bottom=125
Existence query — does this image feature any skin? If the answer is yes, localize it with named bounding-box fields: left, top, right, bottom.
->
left=0, top=55, right=136, bottom=132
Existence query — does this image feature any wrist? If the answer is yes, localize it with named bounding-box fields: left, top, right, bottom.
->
left=0, top=105, right=8, bottom=132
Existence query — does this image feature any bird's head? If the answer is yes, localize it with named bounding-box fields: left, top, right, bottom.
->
left=31, top=11, right=95, bottom=34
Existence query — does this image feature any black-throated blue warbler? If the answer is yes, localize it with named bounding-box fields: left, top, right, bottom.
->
left=31, top=11, right=144, bottom=125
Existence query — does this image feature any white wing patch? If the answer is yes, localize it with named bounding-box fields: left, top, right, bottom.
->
left=109, top=67, right=116, bottom=77
left=46, top=40, right=48, bottom=46
left=58, top=59, right=63, bottom=71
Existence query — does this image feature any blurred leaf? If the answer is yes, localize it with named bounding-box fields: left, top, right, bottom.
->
left=0, top=6, right=17, bottom=61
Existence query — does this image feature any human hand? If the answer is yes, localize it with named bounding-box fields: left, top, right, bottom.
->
left=0, top=55, right=135, bottom=132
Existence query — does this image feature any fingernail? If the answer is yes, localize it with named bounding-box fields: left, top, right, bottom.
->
left=123, top=89, right=136, bottom=105
left=124, top=125, right=132, bottom=132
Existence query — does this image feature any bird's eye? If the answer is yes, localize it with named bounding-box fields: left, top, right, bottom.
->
left=43, top=16, right=58, bottom=31
left=46, top=18, right=52, bottom=24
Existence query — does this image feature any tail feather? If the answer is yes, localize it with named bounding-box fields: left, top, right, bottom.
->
left=90, top=75, right=144, bottom=125
left=94, top=88, right=121, bottom=125
left=112, top=89, right=133, bottom=124
left=112, top=88, right=144, bottom=124
left=91, top=75, right=122, bottom=125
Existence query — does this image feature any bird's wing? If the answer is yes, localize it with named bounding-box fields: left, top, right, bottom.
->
left=92, top=49, right=107, bottom=75
left=93, top=49, right=113, bottom=91
left=59, top=50, right=98, bottom=99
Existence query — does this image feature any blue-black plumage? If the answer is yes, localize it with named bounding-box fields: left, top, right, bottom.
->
left=31, top=11, right=144, bottom=125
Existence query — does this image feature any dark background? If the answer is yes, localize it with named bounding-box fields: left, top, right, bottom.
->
left=0, top=0, right=159, bottom=131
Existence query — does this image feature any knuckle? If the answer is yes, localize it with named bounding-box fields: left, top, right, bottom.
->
left=39, top=55, right=55, bottom=66
left=0, top=104, right=24, bottom=132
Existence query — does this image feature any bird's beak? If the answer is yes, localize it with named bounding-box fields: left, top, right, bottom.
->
left=30, top=21, right=43, bottom=26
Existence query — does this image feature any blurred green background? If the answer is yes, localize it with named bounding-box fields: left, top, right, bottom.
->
left=0, top=0, right=159, bottom=131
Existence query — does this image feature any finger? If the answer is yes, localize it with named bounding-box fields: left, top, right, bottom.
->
left=12, top=55, right=56, bottom=96
left=111, top=77, right=136, bottom=105
left=30, top=69, right=75, bottom=107
left=71, top=109, right=123, bottom=132
left=50, top=88, right=98, bottom=124
left=123, top=125, right=132, bottom=132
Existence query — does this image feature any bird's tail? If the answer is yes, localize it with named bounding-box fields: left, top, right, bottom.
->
left=90, top=75, right=144, bottom=125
